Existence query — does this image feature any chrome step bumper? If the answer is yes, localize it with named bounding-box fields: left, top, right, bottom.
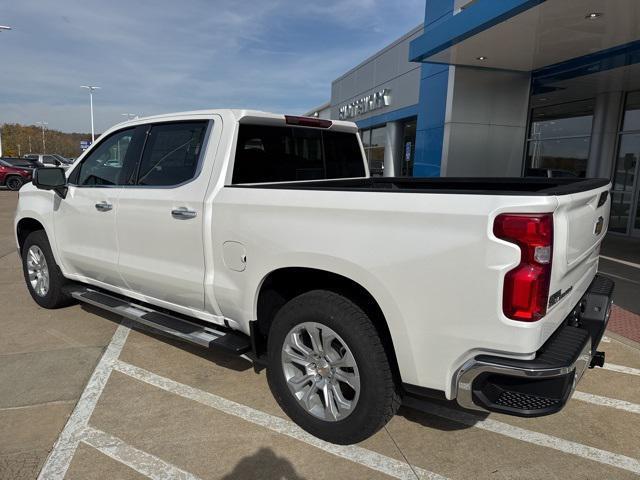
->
left=455, top=274, right=614, bottom=417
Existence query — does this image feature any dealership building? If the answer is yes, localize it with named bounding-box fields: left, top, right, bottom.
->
left=306, top=0, right=640, bottom=238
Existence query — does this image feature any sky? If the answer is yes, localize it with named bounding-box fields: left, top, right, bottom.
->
left=0, top=0, right=423, bottom=133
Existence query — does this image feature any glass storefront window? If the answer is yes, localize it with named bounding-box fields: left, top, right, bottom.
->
left=610, top=191, right=633, bottom=233
left=611, top=129, right=640, bottom=235
left=359, top=126, right=386, bottom=176
left=369, top=127, right=386, bottom=176
left=359, top=119, right=416, bottom=177
left=360, top=129, right=371, bottom=152
left=529, top=100, right=594, bottom=138
left=525, top=99, right=594, bottom=178
left=614, top=135, right=639, bottom=192
left=526, top=138, right=590, bottom=177
left=401, top=119, right=416, bottom=176
left=622, top=91, right=640, bottom=132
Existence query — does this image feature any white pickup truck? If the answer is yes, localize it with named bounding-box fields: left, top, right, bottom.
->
left=15, top=110, right=614, bottom=444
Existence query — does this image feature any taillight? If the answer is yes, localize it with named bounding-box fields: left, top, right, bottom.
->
left=493, top=213, right=553, bottom=322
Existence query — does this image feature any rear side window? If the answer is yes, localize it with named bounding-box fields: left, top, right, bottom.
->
left=232, top=125, right=365, bottom=184
left=136, top=121, right=208, bottom=186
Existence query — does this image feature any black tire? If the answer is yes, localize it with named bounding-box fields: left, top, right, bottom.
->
left=266, top=289, right=400, bottom=444
left=21, top=230, right=73, bottom=309
left=6, top=176, right=24, bottom=191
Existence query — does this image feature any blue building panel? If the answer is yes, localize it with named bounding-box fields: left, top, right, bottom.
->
left=413, top=0, right=455, bottom=177
left=421, top=62, right=449, bottom=80
left=417, top=69, right=449, bottom=131
left=424, top=0, right=456, bottom=26
left=413, top=126, right=445, bottom=177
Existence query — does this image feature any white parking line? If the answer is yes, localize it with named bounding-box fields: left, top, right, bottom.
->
left=35, top=317, right=640, bottom=480
left=573, top=391, right=640, bottom=414
left=602, top=362, right=640, bottom=376
left=598, top=270, right=640, bottom=286
left=37, top=322, right=131, bottom=480
left=404, top=398, right=640, bottom=476
left=600, top=255, right=640, bottom=270
left=81, top=426, right=201, bottom=480
left=113, top=360, right=447, bottom=480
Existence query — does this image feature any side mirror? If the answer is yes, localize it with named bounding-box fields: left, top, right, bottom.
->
left=33, top=167, right=68, bottom=199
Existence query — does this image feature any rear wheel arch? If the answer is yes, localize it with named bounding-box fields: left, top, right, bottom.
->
left=254, top=267, right=403, bottom=385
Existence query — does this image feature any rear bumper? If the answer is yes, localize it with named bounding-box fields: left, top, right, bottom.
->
left=456, top=275, right=614, bottom=417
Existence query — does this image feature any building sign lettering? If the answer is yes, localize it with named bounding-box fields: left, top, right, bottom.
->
left=338, top=89, right=391, bottom=120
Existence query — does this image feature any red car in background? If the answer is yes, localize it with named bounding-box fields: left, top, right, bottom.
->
left=0, top=159, right=33, bottom=190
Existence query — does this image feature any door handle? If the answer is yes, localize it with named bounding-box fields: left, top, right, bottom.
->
left=95, top=201, right=113, bottom=212
left=171, top=207, right=197, bottom=220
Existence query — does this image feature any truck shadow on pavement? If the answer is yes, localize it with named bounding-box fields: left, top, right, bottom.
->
left=398, top=402, right=488, bottom=432
left=221, top=448, right=306, bottom=480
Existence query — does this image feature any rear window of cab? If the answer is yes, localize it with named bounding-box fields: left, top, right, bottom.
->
left=232, top=125, right=365, bottom=184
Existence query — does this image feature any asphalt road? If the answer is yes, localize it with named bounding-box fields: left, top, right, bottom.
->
left=1, top=190, right=639, bottom=480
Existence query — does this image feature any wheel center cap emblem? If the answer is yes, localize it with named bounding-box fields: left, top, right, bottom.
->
left=316, top=361, right=331, bottom=378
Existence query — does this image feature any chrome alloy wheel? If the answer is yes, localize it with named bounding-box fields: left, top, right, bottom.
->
left=281, top=322, right=360, bottom=422
left=26, top=245, right=49, bottom=297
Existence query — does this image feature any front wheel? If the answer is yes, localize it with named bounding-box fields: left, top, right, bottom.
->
left=267, top=290, right=400, bottom=444
left=21, top=230, right=73, bottom=309
left=6, top=176, right=24, bottom=191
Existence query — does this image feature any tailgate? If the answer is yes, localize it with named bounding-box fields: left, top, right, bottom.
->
left=548, top=183, right=611, bottom=313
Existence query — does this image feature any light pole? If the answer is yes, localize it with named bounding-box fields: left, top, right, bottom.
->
left=81, top=85, right=100, bottom=142
left=36, top=121, right=48, bottom=153
left=0, top=25, right=11, bottom=32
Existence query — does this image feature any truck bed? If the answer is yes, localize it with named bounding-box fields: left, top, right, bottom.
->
left=233, top=177, right=609, bottom=196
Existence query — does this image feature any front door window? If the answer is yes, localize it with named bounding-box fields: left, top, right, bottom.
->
left=71, top=128, right=137, bottom=186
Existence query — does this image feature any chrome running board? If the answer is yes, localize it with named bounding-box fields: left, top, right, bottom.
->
left=69, top=287, right=250, bottom=354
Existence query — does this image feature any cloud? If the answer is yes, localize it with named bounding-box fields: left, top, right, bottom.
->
left=0, top=0, right=423, bottom=132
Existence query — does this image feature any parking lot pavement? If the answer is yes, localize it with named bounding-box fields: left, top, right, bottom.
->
left=0, top=191, right=19, bottom=257
left=0, top=191, right=120, bottom=479
left=1, top=189, right=640, bottom=480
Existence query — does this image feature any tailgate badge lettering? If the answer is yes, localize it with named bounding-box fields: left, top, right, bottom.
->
left=594, top=216, right=604, bottom=235
left=549, top=286, right=573, bottom=307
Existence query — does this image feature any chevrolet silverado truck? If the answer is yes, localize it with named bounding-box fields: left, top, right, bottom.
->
left=14, top=110, right=614, bottom=444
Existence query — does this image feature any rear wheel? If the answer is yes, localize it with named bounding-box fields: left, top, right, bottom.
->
left=5, top=176, right=24, bottom=191
left=21, top=230, right=73, bottom=308
left=266, top=290, right=400, bottom=444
